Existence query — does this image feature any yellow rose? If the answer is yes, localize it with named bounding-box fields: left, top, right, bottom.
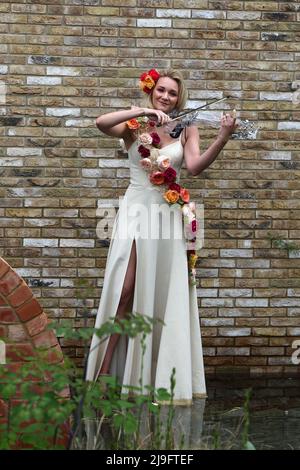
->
left=139, top=75, right=155, bottom=92
left=188, top=254, right=198, bottom=269
left=164, top=190, right=179, bottom=204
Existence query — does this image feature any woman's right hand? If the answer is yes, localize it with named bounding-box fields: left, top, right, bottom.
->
left=142, top=107, right=171, bottom=126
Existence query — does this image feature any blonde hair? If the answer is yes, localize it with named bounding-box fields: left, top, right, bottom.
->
left=143, top=69, right=188, bottom=113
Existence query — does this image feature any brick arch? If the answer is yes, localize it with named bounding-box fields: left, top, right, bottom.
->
left=0, top=257, right=69, bottom=447
left=0, top=257, right=63, bottom=364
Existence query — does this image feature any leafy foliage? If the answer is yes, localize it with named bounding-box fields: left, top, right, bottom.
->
left=0, top=313, right=177, bottom=450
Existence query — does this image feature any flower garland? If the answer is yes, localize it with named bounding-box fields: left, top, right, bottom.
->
left=127, top=116, right=200, bottom=286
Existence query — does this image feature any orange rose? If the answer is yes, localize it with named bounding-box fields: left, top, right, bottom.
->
left=139, top=75, right=156, bottom=94
left=180, top=187, right=190, bottom=203
left=164, top=189, right=180, bottom=204
left=127, top=118, right=140, bottom=130
left=149, top=171, right=165, bottom=185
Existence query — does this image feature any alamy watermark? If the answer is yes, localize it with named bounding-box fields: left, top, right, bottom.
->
left=292, top=82, right=300, bottom=106
left=291, top=340, right=300, bottom=365
left=96, top=196, right=205, bottom=251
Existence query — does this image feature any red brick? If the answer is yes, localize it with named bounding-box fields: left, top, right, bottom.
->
left=32, top=330, right=58, bottom=349
left=7, top=283, right=32, bottom=308
left=0, top=296, right=7, bottom=306
left=58, top=386, right=70, bottom=399
left=0, top=363, right=40, bottom=383
left=46, top=345, right=64, bottom=364
left=25, top=312, right=49, bottom=337
left=0, top=259, right=10, bottom=279
left=0, top=325, right=7, bottom=337
left=0, top=270, right=22, bottom=296
left=6, top=343, right=35, bottom=362
left=0, top=307, right=18, bottom=323
left=16, top=298, right=42, bottom=322
left=7, top=325, right=28, bottom=342
left=1, top=363, right=23, bottom=374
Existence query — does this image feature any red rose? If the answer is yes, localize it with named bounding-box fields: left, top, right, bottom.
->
left=148, top=69, right=160, bottom=82
left=169, top=182, right=181, bottom=193
left=140, top=72, right=148, bottom=81
left=163, top=167, right=177, bottom=184
left=150, top=132, right=160, bottom=147
left=138, top=145, right=151, bottom=158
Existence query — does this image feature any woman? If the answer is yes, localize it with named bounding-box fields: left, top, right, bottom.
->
left=86, top=69, right=237, bottom=404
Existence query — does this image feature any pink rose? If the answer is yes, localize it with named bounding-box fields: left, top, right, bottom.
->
left=139, top=133, right=153, bottom=145
left=140, top=158, right=152, bottom=171
left=149, top=171, right=165, bottom=185
left=157, top=155, right=170, bottom=170
left=180, top=187, right=190, bottom=203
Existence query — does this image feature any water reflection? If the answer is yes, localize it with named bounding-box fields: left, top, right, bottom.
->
left=158, top=398, right=206, bottom=449
left=159, top=375, right=300, bottom=449
left=202, top=375, right=300, bottom=450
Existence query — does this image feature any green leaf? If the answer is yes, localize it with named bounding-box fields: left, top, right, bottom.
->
left=123, top=413, right=138, bottom=434
left=156, top=388, right=171, bottom=401
left=1, top=384, right=17, bottom=399
left=244, top=440, right=256, bottom=450
left=113, top=414, right=124, bottom=430
left=116, top=399, right=135, bottom=410
left=148, top=402, right=160, bottom=413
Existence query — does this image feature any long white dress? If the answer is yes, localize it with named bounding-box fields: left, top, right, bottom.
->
left=86, top=134, right=206, bottom=404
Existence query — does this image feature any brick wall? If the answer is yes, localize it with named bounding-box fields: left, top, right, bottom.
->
left=0, top=0, right=300, bottom=375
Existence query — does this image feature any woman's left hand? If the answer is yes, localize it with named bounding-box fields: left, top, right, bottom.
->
left=218, top=110, right=238, bottom=142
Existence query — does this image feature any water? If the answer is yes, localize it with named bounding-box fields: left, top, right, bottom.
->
left=172, top=375, right=300, bottom=450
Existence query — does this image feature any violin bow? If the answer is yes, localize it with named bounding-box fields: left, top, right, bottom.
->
left=168, top=96, right=230, bottom=122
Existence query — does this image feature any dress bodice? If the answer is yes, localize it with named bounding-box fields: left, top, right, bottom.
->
left=127, top=138, right=184, bottom=190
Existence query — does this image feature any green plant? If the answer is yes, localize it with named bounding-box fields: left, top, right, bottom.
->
left=0, top=312, right=180, bottom=450
left=0, top=353, right=74, bottom=449
left=241, top=388, right=255, bottom=450
left=267, top=232, right=300, bottom=253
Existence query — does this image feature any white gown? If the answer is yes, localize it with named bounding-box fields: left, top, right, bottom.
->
left=86, top=135, right=206, bottom=405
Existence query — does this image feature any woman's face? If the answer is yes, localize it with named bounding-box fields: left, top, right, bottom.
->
left=151, top=76, right=179, bottom=114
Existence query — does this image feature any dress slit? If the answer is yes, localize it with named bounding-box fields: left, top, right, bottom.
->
left=87, top=234, right=137, bottom=383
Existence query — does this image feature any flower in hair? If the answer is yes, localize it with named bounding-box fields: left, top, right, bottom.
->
left=139, top=69, right=160, bottom=94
